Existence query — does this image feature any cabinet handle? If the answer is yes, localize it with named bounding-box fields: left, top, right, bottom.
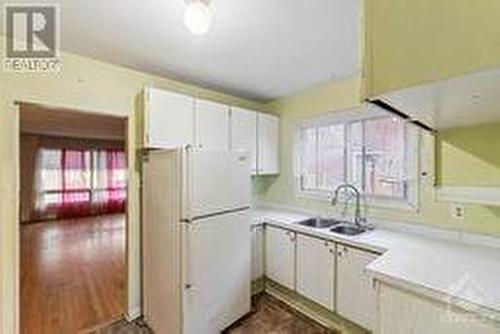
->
left=324, top=241, right=329, bottom=247
left=337, top=251, right=343, bottom=257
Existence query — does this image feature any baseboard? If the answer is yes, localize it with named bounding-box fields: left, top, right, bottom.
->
left=264, top=279, right=368, bottom=334
left=81, top=315, right=124, bottom=333
left=125, top=305, right=141, bottom=322
left=251, top=277, right=265, bottom=295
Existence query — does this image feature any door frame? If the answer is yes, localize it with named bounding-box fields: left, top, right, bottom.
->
left=14, top=101, right=136, bottom=332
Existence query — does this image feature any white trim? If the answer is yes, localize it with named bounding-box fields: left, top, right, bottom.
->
left=436, top=186, right=500, bottom=206
left=124, top=305, right=142, bottom=322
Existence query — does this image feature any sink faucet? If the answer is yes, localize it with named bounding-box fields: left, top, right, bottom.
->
left=331, top=184, right=366, bottom=227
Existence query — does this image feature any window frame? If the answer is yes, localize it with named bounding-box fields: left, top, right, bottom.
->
left=294, top=106, right=420, bottom=211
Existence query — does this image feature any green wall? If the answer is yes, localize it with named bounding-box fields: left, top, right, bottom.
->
left=437, top=123, right=500, bottom=186
left=255, top=75, right=500, bottom=237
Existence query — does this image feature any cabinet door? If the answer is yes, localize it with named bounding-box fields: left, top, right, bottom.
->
left=264, top=226, right=295, bottom=290
left=251, top=225, right=264, bottom=281
left=378, top=283, right=500, bottom=334
left=257, top=113, right=279, bottom=175
left=144, top=87, right=195, bottom=148
left=195, top=99, right=230, bottom=150
left=230, top=107, right=258, bottom=174
left=337, top=245, right=379, bottom=331
left=296, top=234, right=335, bottom=310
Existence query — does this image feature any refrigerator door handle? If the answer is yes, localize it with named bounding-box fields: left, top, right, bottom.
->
left=182, top=222, right=193, bottom=293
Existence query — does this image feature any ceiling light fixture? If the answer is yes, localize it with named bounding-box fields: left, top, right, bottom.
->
left=184, top=0, right=213, bottom=35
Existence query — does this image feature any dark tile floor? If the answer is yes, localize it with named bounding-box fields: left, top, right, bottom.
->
left=225, top=294, right=337, bottom=334
left=92, top=294, right=336, bottom=334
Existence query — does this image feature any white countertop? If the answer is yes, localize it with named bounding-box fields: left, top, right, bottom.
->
left=252, top=207, right=500, bottom=319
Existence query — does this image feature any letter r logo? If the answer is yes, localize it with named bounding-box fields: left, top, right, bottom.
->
left=5, top=5, right=58, bottom=58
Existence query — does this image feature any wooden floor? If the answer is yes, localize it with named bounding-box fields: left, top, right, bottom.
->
left=21, top=214, right=125, bottom=334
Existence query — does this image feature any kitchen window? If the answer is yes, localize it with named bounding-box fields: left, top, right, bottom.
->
left=296, top=109, right=419, bottom=209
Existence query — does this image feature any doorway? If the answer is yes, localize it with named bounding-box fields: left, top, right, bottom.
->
left=18, top=103, right=128, bottom=333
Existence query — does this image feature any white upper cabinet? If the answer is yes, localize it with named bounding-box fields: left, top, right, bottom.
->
left=143, top=87, right=195, bottom=148
left=195, top=99, right=230, bottom=150
left=230, top=107, right=258, bottom=174
left=336, top=244, right=379, bottom=331
left=296, top=234, right=335, bottom=310
left=143, top=87, right=280, bottom=175
left=257, top=113, right=279, bottom=175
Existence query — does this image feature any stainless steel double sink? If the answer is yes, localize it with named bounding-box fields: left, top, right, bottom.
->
left=297, top=217, right=367, bottom=236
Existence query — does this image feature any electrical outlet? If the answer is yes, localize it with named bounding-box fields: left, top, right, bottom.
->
left=451, top=203, right=466, bottom=220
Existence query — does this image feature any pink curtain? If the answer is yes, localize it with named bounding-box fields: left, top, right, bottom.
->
left=34, top=148, right=126, bottom=221
left=102, top=150, right=125, bottom=212
left=58, top=149, right=92, bottom=218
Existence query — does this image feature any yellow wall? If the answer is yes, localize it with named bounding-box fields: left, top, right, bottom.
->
left=256, top=75, right=500, bottom=240
left=0, top=35, right=265, bottom=334
left=437, top=123, right=500, bottom=186
left=366, top=0, right=500, bottom=97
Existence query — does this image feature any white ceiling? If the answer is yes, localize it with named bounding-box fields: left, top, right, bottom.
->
left=1, top=0, right=361, bottom=101
left=380, top=67, right=500, bottom=129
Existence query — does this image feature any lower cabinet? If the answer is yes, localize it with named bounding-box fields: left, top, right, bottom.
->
left=377, top=282, right=500, bottom=334
left=264, top=225, right=296, bottom=290
left=296, top=234, right=335, bottom=310
left=336, top=244, right=379, bottom=331
left=251, top=225, right=264, bottom=281
left=262, top=225, right=380, bottom=330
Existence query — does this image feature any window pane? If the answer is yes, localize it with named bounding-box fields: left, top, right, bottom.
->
left=317, top=124, right=345, bottom=190
left=63, top=150, right=91, bottom=190
left=39, top=149, right=62, bottom=191
left=363, top=117, right=407, bottom=199
left=346, top=121, right=363, bottom=191
left=299, top=126, right=317, bottom=190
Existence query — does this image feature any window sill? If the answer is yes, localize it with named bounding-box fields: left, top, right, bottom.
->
left=295, top=189, right=418, bottom=213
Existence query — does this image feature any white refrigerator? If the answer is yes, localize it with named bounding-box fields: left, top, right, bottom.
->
left=142, top=148, right=252, bottom=334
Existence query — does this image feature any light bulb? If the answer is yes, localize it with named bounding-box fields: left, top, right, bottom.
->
left=184, top=1, right=212, bottom=35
